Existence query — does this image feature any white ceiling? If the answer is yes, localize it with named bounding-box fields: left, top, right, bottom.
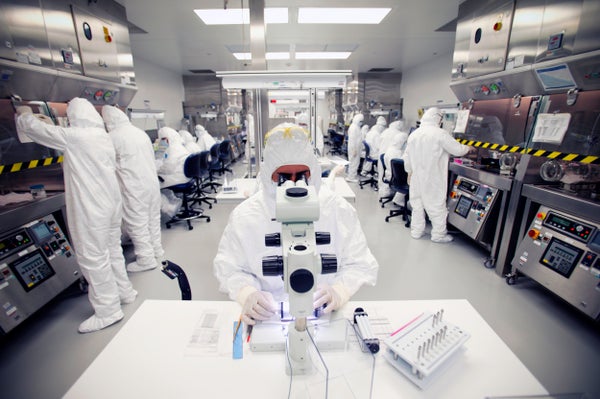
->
left=116, top=0, right=461, bottom=77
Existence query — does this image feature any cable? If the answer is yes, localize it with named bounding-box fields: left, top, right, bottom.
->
left=284, top=333, right=293, bottom=399
left=306, top=323, right=329, bottom=399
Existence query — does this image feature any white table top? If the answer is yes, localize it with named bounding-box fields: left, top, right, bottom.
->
left=65, top=299, right=547, bottom=399
left=216, top=177, right=356, bottom=204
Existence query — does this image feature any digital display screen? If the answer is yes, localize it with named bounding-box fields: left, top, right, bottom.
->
left=29, top=222, right=52, bottom=244
left=547, top=214, right=571, bottom=228
left=9, top=249, right=55, bottom=292
left=457, top=180, right=478, bottom=194
left=540, top=237, right=583, bottom=278
left=454, top=195, right=473, bottom=219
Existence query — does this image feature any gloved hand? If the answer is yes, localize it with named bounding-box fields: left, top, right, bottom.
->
left=237, top=286, right=277, bottom=326
left=313, top=283, right=350, bottom=314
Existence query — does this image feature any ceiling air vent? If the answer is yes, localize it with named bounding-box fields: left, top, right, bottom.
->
left=189, top=69, right=216, bottom=74
left=368, top=68, right=394, bottom=73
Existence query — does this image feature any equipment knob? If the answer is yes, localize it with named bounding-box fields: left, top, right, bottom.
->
left=262, top=255, right=283, bottom=276
left=265, top=233, right=281, bottom=247
left=315, top=232, right=331, bottom=245
left=528, top=229, right=540, bottom=240
left=320, top=254, right=337, bottom=274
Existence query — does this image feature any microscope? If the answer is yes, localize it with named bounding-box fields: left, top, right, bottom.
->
left=262, top=179, right=337, bottom=375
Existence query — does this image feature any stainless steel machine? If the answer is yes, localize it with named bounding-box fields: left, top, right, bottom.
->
left=0, top=0, right=138, bottom=333
left=510, top=204, right=600, bottom=319
left=448, top=0, right=600, bottom=280
left=0, top=194, right=80, bottom=333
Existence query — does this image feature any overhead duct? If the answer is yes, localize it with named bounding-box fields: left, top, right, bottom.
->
left=450, top=0, right=600, bottom=102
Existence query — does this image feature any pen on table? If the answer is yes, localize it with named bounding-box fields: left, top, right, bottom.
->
left=246, top=325, right=253, bottom=343
left=233, top=315, right=242, bottom=342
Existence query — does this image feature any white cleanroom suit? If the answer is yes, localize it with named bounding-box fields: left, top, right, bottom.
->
left=102, top=105, right=165, bottom=273
left=403, top=107, right=471, bottom=243
left=382, top=132, right=410, bottom=205
left=379, top=123, right=409, bottom=201
left=213, top=123, right=379, bottom=325
left=361, top=116, right=387, bottom=175
left=16, top=98, right=136, bottom=333
left=194, top=124, right=217, bottom=152
left=156, top=127, right=190, bottom=188
left=179, top=129, right=203, bottom=154
left=346, top=114, right=364, bottom=182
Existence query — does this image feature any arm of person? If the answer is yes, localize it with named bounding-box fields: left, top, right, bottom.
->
left=314, top=197, right=379, bottom=313
left=16, top=113, right=69, bottom=151
left=440, top=131, right=470, bottom=157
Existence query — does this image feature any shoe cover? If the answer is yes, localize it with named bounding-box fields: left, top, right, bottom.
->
left=431, top=234, right=454, bottom=243
left=78, top=310, right=124, bottom=333
left=126, top=261, right=157, bottom=273
left=121, top=289, right=138, bottom=304
left=345, top=178, right=358, bottom=183
left=411, top=232, right=424, bottom=239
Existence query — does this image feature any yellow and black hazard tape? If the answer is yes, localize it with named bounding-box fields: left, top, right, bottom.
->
left=456, top=139, right=600, bottom=165
left=0, top=155, right=64, bottom=175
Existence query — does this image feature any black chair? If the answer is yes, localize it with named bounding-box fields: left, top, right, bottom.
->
left=385, top=158, right=410, bottom=227
left=218, top=139, right=233, bottom=174
left=379, top=153, right=394, bottom=207
left=359, top=140, right=378, bottom=190
left=191, top=150, right=217, bottom=208
left=165, top=153, right=210, bottom=230
left=208, top=142, right=223, bottom=180
left=328, top=131, right=344, bottom=156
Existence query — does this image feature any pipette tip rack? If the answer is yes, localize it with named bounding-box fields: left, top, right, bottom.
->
left=382, top=309, right=470, bottom=389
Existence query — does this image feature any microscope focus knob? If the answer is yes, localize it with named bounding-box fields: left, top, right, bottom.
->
left=315, top=232, right=331, bottom=245
left=265, top=233, right=281, bottom=247
left=262, top=255, right=284, bottom=276
left=320, top=254, right=337, bottom=274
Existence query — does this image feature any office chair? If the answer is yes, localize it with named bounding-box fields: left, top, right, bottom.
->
left=207, top=142, right=224, bottom=189
left=379, top=153, right=394, bottom=207
left=191, top=150, right=217, bottom=209
left=359, top=140, right=378, bottom=190
left=328, top=131, right=344, bottom=156
left=164, top=152, right=210, bottom=230
left=385, top=158, right=410, bottom=227
left=218, top=139, right=234, bottom=174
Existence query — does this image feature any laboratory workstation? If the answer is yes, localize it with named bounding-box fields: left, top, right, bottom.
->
left=0, top=0, right=599, bottom=398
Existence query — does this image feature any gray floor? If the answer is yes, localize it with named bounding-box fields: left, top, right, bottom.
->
left=1, top=156, right=599, bottom=399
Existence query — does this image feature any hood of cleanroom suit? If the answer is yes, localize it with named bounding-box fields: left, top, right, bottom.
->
left=179, top=129, right=203, bottom=153
left=157, top=127, right=190, bottom=188
left=16, top=97, right=132, bottom=320
left=213, top=122, right=378, bottom=303
left=102, top=105, right=163, bottom=266
left=257, top=123, right=322, bottom=204
left=379, top=120, right=406, bottom=156
left=194, top=124, right=217, bottom=152
left=403, top=107, right=470, bottom=239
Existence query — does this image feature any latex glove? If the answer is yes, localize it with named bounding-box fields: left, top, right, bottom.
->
left=313, top=283, right=350, bottom=314
left=237, top=286, right=277, bottom=326
left=407, top=173, right=412, bottom=185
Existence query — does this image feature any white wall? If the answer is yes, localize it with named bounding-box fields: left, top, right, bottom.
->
left=400, top=50, right=459, bottom=129
left=127, top=58, right=185, bottom=131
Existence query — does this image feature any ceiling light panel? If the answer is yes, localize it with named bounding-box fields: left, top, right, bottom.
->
left=233, top=52, right=290, bottom=60
left=296, top=52, right=352, bottom=60
left=298, top=8, right=391, bottom=24
left=194, top=8, right=288, bottom=25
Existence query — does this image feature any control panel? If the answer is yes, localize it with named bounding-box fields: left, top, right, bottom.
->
left=447, top=176, right=500, bottom=242
left=511, top=205, right=600, bottom=319
left=0, top=213, right=80, bottom=333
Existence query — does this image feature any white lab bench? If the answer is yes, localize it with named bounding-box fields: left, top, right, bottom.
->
left=216, top=177, right=356, bottom=204
left=64, top=300, right=547, bottom=399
